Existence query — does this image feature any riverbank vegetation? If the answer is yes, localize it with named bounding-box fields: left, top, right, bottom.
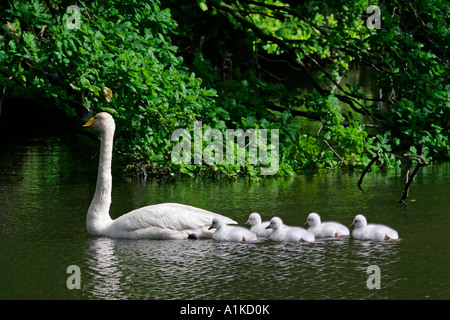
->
left=1, top=0, right=448, bottom=178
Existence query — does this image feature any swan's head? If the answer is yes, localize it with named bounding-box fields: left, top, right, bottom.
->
left=245, top=212, right=262, bottom=226
left=305, top=212, right=321, bottom=226
left=266, top=216, right=283, bottom=230
left=208, top=217, right=225, bottom=230
left=83, top=112, right=115, bottom=134
left=350, top=214, right=367, bottom=228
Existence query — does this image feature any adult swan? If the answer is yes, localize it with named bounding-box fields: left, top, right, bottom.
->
left=83, top=112, right=237, bottom=239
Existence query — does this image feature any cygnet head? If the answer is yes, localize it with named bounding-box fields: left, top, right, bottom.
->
left=245, top=212, right=262, bottom=226
left=83, top=112, right=116, bottom=134
left=305, top=212, right=321, bottom=226
left=208, top=217, right=225, bottom=230
left=266, top=217, right=283, bottom=230
left=350, top=214, right=367, bottom=228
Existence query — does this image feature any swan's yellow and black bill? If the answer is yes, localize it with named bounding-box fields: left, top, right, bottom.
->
left=83, top=117, right=95, bottom=128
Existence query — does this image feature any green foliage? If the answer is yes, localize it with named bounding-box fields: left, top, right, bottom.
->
left=1, top=0, right=216, bottom=170
left=180, top=0, right=449, bottom=172
left=365, top=0, right=450, bottom=159
left=1, top=0, right=448, bottom=178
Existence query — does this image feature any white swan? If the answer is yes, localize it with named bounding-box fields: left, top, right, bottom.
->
left=266, top=217, right=315, bottom=242
left=304, top=212, right=350, bottom=238
left=245, top=212, right=272, bottom=238
left=83, top=112, right=237, bottom=239
left=208, top=217, right=257, bottom=242
left=350, top=214, right=399, bottom=241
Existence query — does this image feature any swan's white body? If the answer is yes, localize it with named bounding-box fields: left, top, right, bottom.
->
left=304, top=212, right=350, bottom=238
left=350, top=214, right=399, bottom=241
left=84, top=113, right=237, bottom=239
left=245, top=212, right=272, bottom=238
left=209, top=217, right=257, bottom=242
left=266, top=217, right=315, bottom=242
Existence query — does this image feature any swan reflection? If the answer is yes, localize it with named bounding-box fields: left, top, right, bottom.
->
left=85, top=237, right=128, bottom=300
left=85, top=237, right=218, bottom=299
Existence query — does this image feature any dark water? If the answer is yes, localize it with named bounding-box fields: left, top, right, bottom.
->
left=0, top=135, right=448, bottom=300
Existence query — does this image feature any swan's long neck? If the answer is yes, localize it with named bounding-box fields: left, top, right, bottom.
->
left=86, top=126, right=115, bottom=235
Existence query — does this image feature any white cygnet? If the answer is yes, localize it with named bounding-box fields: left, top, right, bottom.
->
left=350, top=214, right=399, bottom=241
left=304, top=212, right=350, bottom=238
left=245, top=212, right=272, bottom=238
left=266, top=217, right=315, bottom=242
left=209, top=217, right=257, bottom=242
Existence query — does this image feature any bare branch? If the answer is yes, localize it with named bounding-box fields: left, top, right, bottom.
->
left=324, top=139, right=347, bottom=167
left=358, top=149, right=381, bottom=188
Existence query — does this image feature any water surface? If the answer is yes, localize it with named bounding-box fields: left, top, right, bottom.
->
left=0, top=135, right=448, bottom=300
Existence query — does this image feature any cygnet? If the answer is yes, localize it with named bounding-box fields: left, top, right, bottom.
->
left=266, top=217, right=315, bottom=242
left=245, top=212, right=272, bottom=238
left=209, top=217, right=257, bottom=242
left=304, top=212, right=350, bottom=238
left=350, top=214, right=399, bottom=241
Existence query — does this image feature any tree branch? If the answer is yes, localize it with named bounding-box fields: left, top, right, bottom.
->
left=399, top=149, right=432, bottom=204
left=208, top=0, right=382, bottom=123
left=324, top=139, right=347, bottom=167
left=206, top=0, right=329, bottom=96
left=358, top=149, right=381, bottom=188
left=267, top=104, right=322, bottom=121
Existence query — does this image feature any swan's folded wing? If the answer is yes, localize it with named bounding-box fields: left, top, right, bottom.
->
left=113, top=203, right=237, bottom=231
